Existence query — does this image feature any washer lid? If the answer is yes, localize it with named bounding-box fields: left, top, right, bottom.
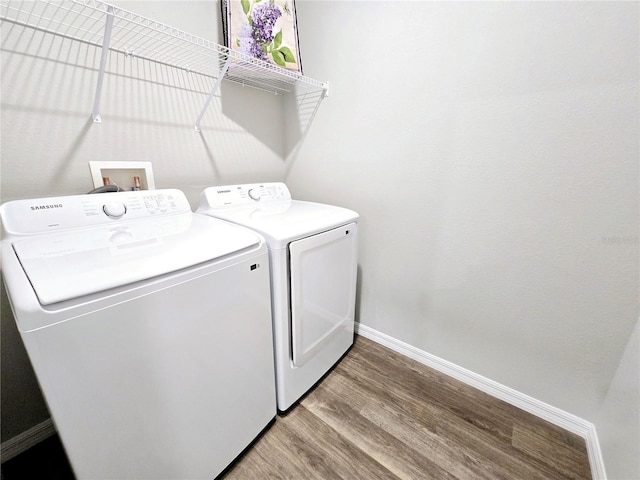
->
left=11, top=214, right=260, bottom=306
left=198, top=200, right=359, bottom=249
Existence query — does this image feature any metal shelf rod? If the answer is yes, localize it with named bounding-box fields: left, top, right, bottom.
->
left=195, top=56, right=232, bottom=133
left=91, top=5, right=114, bottom=123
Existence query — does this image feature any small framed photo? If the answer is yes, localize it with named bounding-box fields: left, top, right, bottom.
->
left=222, top=0, right=302, bottom=73
left=89, top=161, right=155, bottom=191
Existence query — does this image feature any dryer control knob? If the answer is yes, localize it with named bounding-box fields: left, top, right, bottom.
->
left=248, top=188, right=262, bottom=201
left=103, top=202, right=127, bottom=219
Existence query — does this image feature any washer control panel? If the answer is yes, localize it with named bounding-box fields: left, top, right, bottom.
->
left=0, top=189, right=190, bottom=235
left=201, top=182, right=291, bottom=209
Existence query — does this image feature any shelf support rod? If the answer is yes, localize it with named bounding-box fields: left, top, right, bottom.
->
left=195, top=56, right=233, bottom=133
left=92, top=6, right=115, bottom=123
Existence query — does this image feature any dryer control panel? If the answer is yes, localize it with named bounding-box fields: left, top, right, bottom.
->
left=201, top=183, right=291, bottom=209
left=0, top=189, right=190, bottom=235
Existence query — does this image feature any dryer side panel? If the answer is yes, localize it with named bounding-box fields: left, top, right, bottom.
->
left=289, top=223, right=358, bottom=367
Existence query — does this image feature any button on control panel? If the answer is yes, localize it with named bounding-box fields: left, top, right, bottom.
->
left=248, top=188, right=262, bottom=201
left=103, top=201, right=126, bottom=218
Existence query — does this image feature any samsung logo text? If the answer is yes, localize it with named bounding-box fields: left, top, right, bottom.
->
left=30, top=204, right=63, bottom=211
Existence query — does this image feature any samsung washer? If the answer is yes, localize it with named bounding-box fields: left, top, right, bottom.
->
left=197, top=182, right=359, bottom=411
left=1, top=189, right=276, bottom=479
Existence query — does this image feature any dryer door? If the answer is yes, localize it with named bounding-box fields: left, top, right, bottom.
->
left=289, top=223, right=358, bottom=367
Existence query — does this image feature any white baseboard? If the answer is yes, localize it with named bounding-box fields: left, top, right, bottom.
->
left=355, top=323, right=607, bottom=480
left=1, top=418, right=55, bottom=463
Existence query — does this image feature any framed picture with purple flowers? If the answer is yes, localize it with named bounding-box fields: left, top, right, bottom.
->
left=222, top=0, right=302, bottom=73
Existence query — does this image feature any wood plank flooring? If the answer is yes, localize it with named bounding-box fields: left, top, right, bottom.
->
left=221, top=335, right=592, bottom=480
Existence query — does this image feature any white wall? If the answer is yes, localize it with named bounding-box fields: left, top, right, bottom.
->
left=289, top=1, right=638, bottom=477
left=0, top=0, right=287, bottom=207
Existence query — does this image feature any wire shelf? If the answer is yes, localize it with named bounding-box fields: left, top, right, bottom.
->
left=0, top=0, right=328, bottom=128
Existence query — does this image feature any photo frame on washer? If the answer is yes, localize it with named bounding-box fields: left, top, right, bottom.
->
left=221, top=0, right=303, bottom=73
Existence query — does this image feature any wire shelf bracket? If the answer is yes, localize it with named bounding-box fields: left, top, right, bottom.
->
left=91, top=4, right=114, bottom=123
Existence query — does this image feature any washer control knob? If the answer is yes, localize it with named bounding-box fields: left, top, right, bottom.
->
left=103, top=202, right=127, bottom=219
left=248, top=188, right=262, bottom=201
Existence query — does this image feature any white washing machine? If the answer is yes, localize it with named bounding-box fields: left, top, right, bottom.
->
left=197, top=182, right=359, bottom=411
left=0, top=189, right=276, bottom=480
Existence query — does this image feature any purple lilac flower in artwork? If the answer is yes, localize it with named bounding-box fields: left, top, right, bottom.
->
left=236, top=22, right=266, bottom=60
left=251, top=3, right=281, bottom=45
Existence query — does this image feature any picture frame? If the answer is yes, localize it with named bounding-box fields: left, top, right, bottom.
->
left=89, top=161, right=155, bottom=191
left=221, top=0, right=303, bottom=74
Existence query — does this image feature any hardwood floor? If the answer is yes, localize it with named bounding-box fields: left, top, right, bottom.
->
left=2, top=335, right=591, bottom=479
left=222, top=335, right=591, bottom=480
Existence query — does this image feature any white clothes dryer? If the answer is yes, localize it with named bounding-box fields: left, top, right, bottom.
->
left=1, top=189, right=276, bottom=480
left=197, top=183, right=359, bottom=411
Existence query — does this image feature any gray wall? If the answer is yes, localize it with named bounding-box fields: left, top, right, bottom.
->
left=2, top=1, right=638, bottom=477
left=288, top=1, right=639, bottom=477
